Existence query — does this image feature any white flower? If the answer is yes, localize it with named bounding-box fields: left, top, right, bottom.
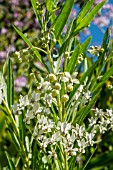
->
left=48, top=150, right=57, bottom=159
left=61, top=72, right=71, bottom=82
left=19, top=95, right=29, bottom=109
left=51, top=131, right=62, bottom=144
left=67, top=132, right=75, bottom=144
left=33, top=102, right=43, bottom=114
left=84, top=90, right=91, bottom=100
left=88, top=117, right=97, bottom=126
left=77, top=139, right=86, bottom=153
left=106, top=109, right=113, bottom=117
left=78, top=85, right=84, bottom=92
left=43, top=107, right=51, bottom=114
left=57, top=122, right=71, bottom=134
left=65, top=123, right=71, bottom=134
left=43, top=93, right=53, bottom=106
left=70, top=148, right=78, bottom=156
left=95, top=108, right=103, bottom=117
left=75, top=124, right=85, bottom=138
left=37, top=78, right=51, bottom=91
left=24, top=110, right=34, bottom=124
left=12, top=103, right=21, bottom=114
left=74, top=91, right=80, bottom=100
left=85, top=132, right=95, bottom=146
left=30, top=91, right=40, bottom=102
left=71, top=78, right=79, bottom=84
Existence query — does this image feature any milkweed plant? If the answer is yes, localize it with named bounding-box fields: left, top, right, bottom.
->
left=0, top=0, right=113, bottom=169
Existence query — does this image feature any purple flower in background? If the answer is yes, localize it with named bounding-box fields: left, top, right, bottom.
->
left=14, top=12, right=19, bottom=18
left=14, top=21, right=23, bottom=27
left=70, top=8, right=77, bottom=18
left=14, top=76, right=27, bottom=92
left=1, top=28, right=8, bottom=34
left=82, top=29, right=90, bottom=36
left=94, top=0, right=104, bottom=5
left=10, top=0, right=19, bottom=5
left=0, top=51, right=6, bottom=59
left=93, top=16, right=110, bottom=27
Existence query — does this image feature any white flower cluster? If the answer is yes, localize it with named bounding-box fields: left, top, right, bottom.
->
left=33, top=119, right=95, bottom=158
left=89, top=108, right=113, bottom=134
left=12, top=72, right=113, bottom=160
left=73, top=84, right=91, bottom=107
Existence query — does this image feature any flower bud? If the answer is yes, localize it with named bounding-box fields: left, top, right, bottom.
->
left=62, top=94, right=69, bottom=102
left=49, top=73, right=56, bottom=82
left=67, top=83, right=73, bottom=92
left=52, top=89, right=59, bottom=97
left=100, top=48, right=104, bottom=53
left=55, top=83, right=61, bottom=90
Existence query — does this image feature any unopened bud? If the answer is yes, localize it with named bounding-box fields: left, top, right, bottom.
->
left=62, top=94, right=69, bottom=102
left=49, top=73, right=56, bottom=82
left=100, top=48, right=104, bottom=53
left=52, top=89, right=59, bottom=97
left=55, top=83, right=61, bottom=90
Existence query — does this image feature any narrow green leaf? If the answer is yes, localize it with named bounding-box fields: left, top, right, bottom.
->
left=80, top=36, right=92, bottom=55
left=13, top=25, right=42, bottom=63
left=7, top=58, right=14, bottom=109
left=5, top=151, right=16, bottom=170
left=72, top=1, right=106, bottom=36
left=66, top=45, right=80, bottom=73
left=31, top=140, right=37, bottom=170
left=54, top=0, right=74, bottom=39
left=76, top=0, right=94, bottom=25
left=82, top=147, right=97, bottom=170
left=19, top=113, right=26, bottom=144
left=63, top=18, right=75, bottom=42
left=101, top=28, right=110, bottom=50
left=46, top=0, right=53, bottom=13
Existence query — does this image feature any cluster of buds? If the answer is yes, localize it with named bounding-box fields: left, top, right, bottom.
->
left=77, top=53, right=84, bottom=64
left=87, top=46, right=104, bottom=56
left=13, top=48, right=34, bottom=63
left=39, top=29, right=56, bottom=48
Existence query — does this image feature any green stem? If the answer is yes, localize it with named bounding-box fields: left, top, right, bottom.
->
left=64, top=152, right=68, bottom=170
left=47, top=46, right=54, bottom=73
left=3, top=100, right=30, bottom=169
left=57, top=93, right=62, bottom=121
left=64, top=54, right=68, bottom=72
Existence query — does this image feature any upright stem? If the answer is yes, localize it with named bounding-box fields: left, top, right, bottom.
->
left=47, top=46, right=54, bottom=73
left=64, top=54, right=68, bottom=72
left=57, top=93, right=62, bottom=122
left=64, top=152, right=68, bottom=170
left=3, top=100, right=30, bottom=169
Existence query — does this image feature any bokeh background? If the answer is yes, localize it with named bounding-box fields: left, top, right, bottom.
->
left=0, top=0, right=113, bottom=169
